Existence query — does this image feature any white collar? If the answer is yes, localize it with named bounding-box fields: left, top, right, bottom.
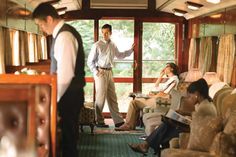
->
left=52, top=20, right=64, bottom=38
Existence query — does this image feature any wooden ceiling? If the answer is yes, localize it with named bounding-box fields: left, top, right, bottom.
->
left=13, top=0, right=236, bottom=19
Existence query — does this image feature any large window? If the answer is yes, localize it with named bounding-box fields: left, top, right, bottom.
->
left=67, top=20, right=94, bottom=102
left=99, top=20, right=134, bottom=77
left=67, top=20, right=94, bottom=77
left=67, top=20, right=176, bottom=113
left=99, top=20, right=134, bottom=112
left=142, top=23, right=175, bottom=93
left=68, top=20, right=135, bottom=111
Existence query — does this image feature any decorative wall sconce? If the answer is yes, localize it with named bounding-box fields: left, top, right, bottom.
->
left=57, top=7, right=67, bottom=15
left=173, top=9, right=187, bottom=16
left=185, top=1, right=203, bottom=10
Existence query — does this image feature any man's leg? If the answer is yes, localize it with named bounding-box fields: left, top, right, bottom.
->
left=125, top=97, right=156, bottom=129
left=145, top=122, right=168, bottom=153
left=94, top=73, right=107, bottom=124
left=125, top=99, right=146, bottom=129
left=58, top=89, right=84, bottom=157
left=106, top=71, right=124, bottom=125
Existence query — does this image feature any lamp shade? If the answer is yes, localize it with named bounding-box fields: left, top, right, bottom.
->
left=185, top=69, right=203, bottom=82
left=203, top=72, right=221, bottom=85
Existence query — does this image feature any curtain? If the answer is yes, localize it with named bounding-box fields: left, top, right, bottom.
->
left=198, top=37, right=213, bottom=74
left=231, top=57, right=236, bottom=87
left=19, top=31, right=28, bottom=66
left=27, top=33, right=39, bottom=63
left=40, top=35, right=48, bottom=60
left=188, top=38, right=197, bottom=70
left=217, top=34, right=236, bottom=84
left=0, top=27, right=5, bottom=74
left=37, top=35, right=48, bottom=60
left=4, top=29, right=21, bottom=66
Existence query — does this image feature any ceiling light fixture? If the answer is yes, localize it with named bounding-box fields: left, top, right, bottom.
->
left=173, top=9, right=187, bottom=16
left=186, top=1, right=203, bottom=10
left=206, top=0, right=221, bottom=4
left=57, top=7, right=67, bottom=15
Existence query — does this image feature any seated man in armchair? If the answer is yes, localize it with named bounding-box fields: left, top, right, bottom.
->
left=115, top=62, right=179, bottom=131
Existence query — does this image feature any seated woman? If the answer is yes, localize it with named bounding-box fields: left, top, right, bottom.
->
left=128, top=78, right=217, bottom=156
left=115, top=62, right=179, bottom=131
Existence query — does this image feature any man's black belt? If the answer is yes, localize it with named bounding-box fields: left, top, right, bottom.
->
left=97, top=66, right=112, bottom=70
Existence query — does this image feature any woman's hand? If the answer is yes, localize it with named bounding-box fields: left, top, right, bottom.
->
left=160, top=68, right=165, bottom=77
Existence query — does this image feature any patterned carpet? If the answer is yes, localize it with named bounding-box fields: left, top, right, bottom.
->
left=78, top=126, right=156, bottom=157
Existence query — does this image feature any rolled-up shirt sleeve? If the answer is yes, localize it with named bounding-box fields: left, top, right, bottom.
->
left=114, top=44, right=133, bottom=59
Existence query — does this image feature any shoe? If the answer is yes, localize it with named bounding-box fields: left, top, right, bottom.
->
left=115, top=122, right=124, bottom=127
left=96, top=123, right=109, bottom=128
left=128, top=143, right=148, bottom=155
left=114, top=124, right=132, bottom=131
left=138, top=135, right=148, bottom=140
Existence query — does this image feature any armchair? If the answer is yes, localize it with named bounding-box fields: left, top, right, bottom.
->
left=142, top=81, right=191, bottom=135
left=162, top=85, right=236, bottom=157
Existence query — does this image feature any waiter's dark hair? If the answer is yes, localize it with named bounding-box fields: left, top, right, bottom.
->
left=32, top=3, right=60, bottom=20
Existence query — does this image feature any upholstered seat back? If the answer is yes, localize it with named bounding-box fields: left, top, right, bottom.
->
left=0, top=85, right=36, bottom=151
left=0, top=101, right=27, bottom=143
left=36, top=85, right=51, bottom=157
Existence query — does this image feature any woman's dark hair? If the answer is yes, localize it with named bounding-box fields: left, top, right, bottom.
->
left=167, top=62, right=179, bottom=78
left=32, top=3, right=60, bottom=20
left=102, top=24, right=112, bottom=32
left=187, top=78, right=211, bottom=101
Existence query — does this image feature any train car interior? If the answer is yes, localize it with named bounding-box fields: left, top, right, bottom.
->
left=0, top=0, right=236, bottom=157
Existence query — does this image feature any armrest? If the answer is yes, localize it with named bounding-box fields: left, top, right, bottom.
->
left=169, top=137, right=180, bottom=148
left=169, top=132, right=190, bottom=149
left=179, top=133, right=190, bottom=149
left=156, top=97, right=171, bottom=108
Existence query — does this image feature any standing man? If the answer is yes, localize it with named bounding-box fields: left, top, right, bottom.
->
left=32, top=3, right=85, bottom=157
left=87, top=24, right=134, bottom=127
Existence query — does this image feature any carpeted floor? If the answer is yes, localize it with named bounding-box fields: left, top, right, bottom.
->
left=78, top=126, right=156, bottom=157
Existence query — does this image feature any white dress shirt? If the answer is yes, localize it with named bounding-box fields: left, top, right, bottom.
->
left=87, top=39, right=133, bottom=75
left=155, top=75, right=179, bottom=93
left=53, top=20, right=78, bottom=101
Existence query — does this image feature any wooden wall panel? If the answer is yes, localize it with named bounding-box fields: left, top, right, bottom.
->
left=225, top=7, right=236, bottom=34
left=204, top=24, right=224, bottom=36
left=6, top=0, right=26, bottom=31
left=189, top=7, right=236, bottom=38
left=0, top=0, right=38, bottom=33
left=26, top=19, right=38, bottom=33
left=0, top=0, right=7, bottom=26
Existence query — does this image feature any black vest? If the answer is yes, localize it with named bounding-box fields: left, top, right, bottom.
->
left=50, top=24, right=86, bottom=89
